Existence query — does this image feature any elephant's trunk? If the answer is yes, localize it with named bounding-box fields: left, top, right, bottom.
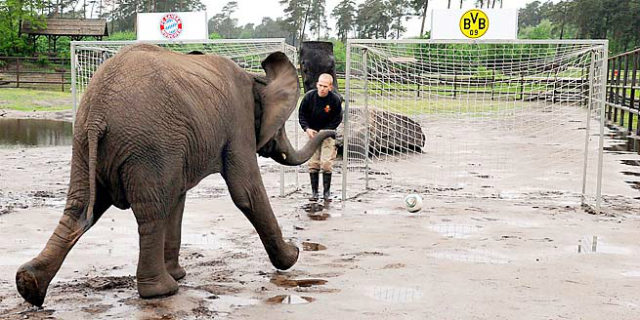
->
left=271, top=129, right=336, bottom=166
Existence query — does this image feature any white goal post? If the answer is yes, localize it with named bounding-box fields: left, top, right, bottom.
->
left=342, top=39, right=608, bottom=213
left=70, top=39, right=302, bottom=196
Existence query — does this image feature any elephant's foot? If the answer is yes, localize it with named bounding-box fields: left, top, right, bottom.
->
left=16, top=259, right=51, bottom=307
left=165, top=262, right=186, bottom=281
left=137, top=272, right=179, bottom=299
left=270, top=243, right=300, bottom=271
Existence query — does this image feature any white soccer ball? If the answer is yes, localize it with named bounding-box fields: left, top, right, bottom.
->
left=404, top=194, right=423, bottom=213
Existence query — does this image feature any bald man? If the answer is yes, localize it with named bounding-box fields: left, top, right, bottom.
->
left=298, top=73, right=343, bottom=202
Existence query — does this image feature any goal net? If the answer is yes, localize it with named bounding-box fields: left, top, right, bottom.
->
left=71, top=39, right=301, bottom=196
left=342, top=40, right=607, bottom=212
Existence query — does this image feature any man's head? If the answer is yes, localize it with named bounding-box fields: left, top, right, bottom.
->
left=316, top=73, right=333, bottom=97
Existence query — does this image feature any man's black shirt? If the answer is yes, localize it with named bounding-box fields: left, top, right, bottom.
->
left=298, top=89, right=343, bottom=132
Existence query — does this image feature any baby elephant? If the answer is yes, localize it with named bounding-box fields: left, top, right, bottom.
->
left=16, top=44, right=334, bottom=306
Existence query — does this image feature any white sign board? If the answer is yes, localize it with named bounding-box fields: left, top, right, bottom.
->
left=137, top=12, right=208, bottom=41
left=431, top=9, right=518, bottom=40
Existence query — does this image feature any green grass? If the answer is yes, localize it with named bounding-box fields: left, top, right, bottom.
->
left=609, top=109, right=640, bottom=132
left=350, top=96, right=518, bottom=117
left=0, top=88, right=72, bottom=111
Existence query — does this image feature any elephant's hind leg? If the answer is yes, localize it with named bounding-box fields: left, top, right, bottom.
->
left=133, top=213, right=179, bottom=299
left=164, top=193, right=186, bottom=281
left=16, top=185, right=112, bottom=307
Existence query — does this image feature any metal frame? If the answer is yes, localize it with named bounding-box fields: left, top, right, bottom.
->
left=343, top=39, right=608, bottom=212
left=347, top=39, right=609, bottom=45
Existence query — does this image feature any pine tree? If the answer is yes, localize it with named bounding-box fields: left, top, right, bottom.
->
left=410, top=0, right=429, bottom=37
left=331, top=0, right=356, bottom=42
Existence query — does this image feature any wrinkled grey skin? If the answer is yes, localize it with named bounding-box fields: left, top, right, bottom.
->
left=15, top=44, right=335, bottom=306
left=299, top=41, right=341, bottom=99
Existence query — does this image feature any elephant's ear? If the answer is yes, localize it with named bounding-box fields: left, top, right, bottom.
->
left=256, top=52, right=300, bottom=150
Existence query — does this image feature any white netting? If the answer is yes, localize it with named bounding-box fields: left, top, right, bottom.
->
left=71, top=39, right=301, bottom=195
left=343, top=40, right=607, bottom=210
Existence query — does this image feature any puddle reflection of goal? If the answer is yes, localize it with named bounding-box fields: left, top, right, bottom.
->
left=342, top=39, right=608, bottom=212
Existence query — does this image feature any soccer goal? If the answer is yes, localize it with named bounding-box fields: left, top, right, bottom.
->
left=70, top=39, right=302, bottom=196
left=341, top=39, right=608, bottom=212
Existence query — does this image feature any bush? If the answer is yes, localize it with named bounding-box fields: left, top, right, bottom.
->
left=36, top=55, right=50, bottom=67
left=106, top=31, right=137, bottom=41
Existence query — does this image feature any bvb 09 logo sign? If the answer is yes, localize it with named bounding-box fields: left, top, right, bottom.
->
left=459, top=9, right=489, bottom=38
left=160, top=13, right=183, bottom=39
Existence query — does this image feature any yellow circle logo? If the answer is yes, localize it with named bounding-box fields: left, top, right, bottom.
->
left=459, top=9, right=489, bottom=38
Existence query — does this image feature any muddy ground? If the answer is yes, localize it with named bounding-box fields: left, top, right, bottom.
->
left=0, top=108, right=639, bottom=319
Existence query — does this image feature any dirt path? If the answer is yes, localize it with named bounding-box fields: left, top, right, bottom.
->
left=0, top=110, right=639, bottom=319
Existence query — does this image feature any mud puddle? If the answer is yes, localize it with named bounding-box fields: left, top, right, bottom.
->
left=265, top=295, right=315, bottom=305
left=429, top=249, right=510, bottom=264
left=303, top=201, right=340, bottom=221
left=366, top=286, right=422, bottom=303
left=621, top=160, right=640, bottom=167
left=574, top=236, right=632, bottom=255
left=0, top=119, right=72, bottom=147
left=621, top=271, right=640, bottom=277
left=270, top=274, right=327, bottom=288
left=427, top=224, right=482, bottom=238
left=1, top=281, right=259, bottom=319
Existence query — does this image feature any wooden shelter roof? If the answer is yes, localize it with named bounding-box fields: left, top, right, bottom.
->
left=20, top=18, right=108, bottom=37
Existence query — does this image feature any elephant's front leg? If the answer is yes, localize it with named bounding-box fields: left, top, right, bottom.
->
left=222, top=156, right=299, bottom=270
left=164, top=193, right=186, bottom=280
left=133, top=207, right=179, bottom=299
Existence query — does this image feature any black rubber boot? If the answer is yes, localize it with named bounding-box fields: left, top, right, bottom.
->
left=322, top=172, right=332, bottom=201
left=309, top=172, right=320, bottom=201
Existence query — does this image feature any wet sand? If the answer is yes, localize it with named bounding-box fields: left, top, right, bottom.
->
left=0, top=109, right=639, bottom=319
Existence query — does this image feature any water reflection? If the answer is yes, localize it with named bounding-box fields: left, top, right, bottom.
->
left=368, top=286, right=422, bottom=303
left=429, top=249, right=510, bottom=264
left=265, top=295, right=315, bottom=305
left=428, top=224, right=481, bottom=238
left=0, top=119, right=72, bottom=147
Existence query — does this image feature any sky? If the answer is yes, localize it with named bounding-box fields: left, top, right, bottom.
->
left=203, top=0, right=544, bottom=38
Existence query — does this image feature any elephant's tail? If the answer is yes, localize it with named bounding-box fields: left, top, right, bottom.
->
left=70, top=124, right=105, bottom=241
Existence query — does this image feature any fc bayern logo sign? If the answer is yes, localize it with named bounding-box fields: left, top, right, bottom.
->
left=160, top=14, right=183, bottom=39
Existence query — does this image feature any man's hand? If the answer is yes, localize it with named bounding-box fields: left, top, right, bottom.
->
left=306, top=128, right=318, bottom=138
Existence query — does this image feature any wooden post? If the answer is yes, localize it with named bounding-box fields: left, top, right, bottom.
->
left=552, top=70, right=558, bottom=103
left=631, top=52, right=639, bottom=136
left=621, top=55, right=630, bottom=129
left=453, top=71, right=457, bottom=99
left=613, top=57, right=622, bottom=123
left=61, top=71, right=65, bottom=92
left=519, top=74, right=524, bottom=101
left=607, top=58, right=615, bottom=121
left=16, top=57, right=20, bottom=88
left=490, top=69, right=495, bottom=100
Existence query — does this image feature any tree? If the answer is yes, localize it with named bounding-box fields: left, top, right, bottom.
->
left=356, top=0, right=391, bottom=39
left=519, top=19, right=555, bottom=39
left=518, top=1, right=543, bottom=29
left=280, top=0, right=312, bottom=47
left=0, top=0, right=46, bottom=55
left=308, top=0, right=329, bottom=40
left=208, top=1, right=240, bottom=38
left=410, top=0, right=428, bottom=37
left=388, top=0, right=410, bottom=39
left=253, top=17, right=290, bottom=41
left=332, top=0, right=356, bottom=42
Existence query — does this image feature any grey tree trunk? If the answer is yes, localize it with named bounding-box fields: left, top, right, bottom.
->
left=420, top=0, right=429, bottom=37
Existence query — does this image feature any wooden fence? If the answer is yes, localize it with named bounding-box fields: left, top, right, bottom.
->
left=0, top=56, right=71, bottom=92
left=606, top=48, right=640, bottom=137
